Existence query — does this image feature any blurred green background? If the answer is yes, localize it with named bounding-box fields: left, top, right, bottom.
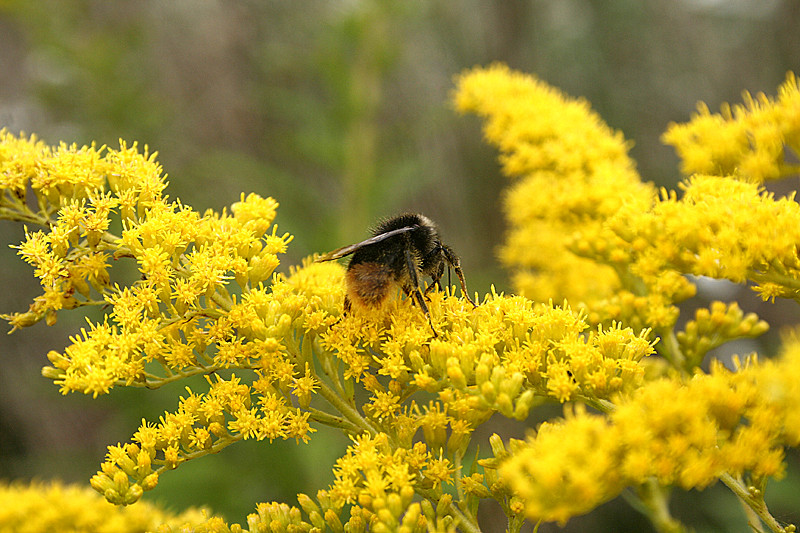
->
left=1, top=1, right=799, bottom=531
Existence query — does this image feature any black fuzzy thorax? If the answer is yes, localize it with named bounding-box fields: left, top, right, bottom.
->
left=349, top=213, right=441, bottom=279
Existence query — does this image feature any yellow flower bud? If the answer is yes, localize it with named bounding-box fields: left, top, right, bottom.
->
left=41, top=366, right=64, bottom=380
left=475, top=362, right=490, bottom=386
left=499, top=371, right=524, bottom=399
left=141, top=472, right=159, bottom=491
left=489, top=433, right=507, bottom=458
left=324, top=509, right=344, bottom=533
left=308, top=510, right=325, bottom=530
left=386, top=493, right=403, bottom=517
left=113, top=470, right=130, bottom=493
left=122, top=483, right=143, bottom=505
left=249, top=253, right=279, bottom=284
left=480, top=381, right=497, bottom=403
left=436, top=494, right=453, bottom=517
left=296, top=493, right=319, bottom=516
left=446, top=358, right=467, bottom=390
left=346, top=513, right=366, bottom=533
left=90, top=473, right=114, bottom=494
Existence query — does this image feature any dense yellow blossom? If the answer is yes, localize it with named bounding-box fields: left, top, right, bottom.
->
left=5, top=131, right=655, bottom=517
left=663, top=72, right=800, bottom=182
left=0, top=480, right=209, bottom=533
left=457, top=66, right=793, bottom=370
left=455, top=64, right=690, bottom=341
left=316, top=288, right=653, bottom=467
left=604, top=175, right=800, bottom=291
left=454, top=64, right=655, bottom=307
left=154, top=489, right=460, bottom=533
left=4, top=65, right=800, bottom=532
left=500, top=343, right=800, bottom=524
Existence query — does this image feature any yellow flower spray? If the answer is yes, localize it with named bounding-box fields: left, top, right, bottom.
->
left=2, top=65, right=799, bottom=532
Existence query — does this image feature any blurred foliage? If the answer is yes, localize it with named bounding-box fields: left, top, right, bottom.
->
left=0, top=1, right=798, bottom=531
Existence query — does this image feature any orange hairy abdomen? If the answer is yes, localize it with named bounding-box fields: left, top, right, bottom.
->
left=345, top=262, right=397, bottom=309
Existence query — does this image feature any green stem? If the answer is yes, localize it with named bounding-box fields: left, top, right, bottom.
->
left=634, top=478, right=686, bottom=533
left=574, top=394, right=616, bottom=413
left=315, top=378, right=378, bottom=435
left=306, top=407, right=362, bottom=433
left=0, top=207, right=47, bottom=225
left=132, top=365, right=214, bottom=389
left=315, top=345, right=350, bottom=399
left=454, top=452, right=466, bottom=509
left=720, top=472, right=793, bottom=533
left=655, top=327, right=687, bottom=373
left=209, top=289, right=234, bottom=312
left=750, top=270, right=800, bottom=293
left=417, top=487, right=483, bottom=533
left=448, top=501, right=482, bottom=533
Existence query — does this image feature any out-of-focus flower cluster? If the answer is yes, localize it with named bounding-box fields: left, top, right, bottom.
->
left=0, top=480, right=209, bottom=533
left=577, top=174, right=800, bottom=315
left=455, top=66, right=795, bottom=349
left=454, top=63, right=655, bottom=307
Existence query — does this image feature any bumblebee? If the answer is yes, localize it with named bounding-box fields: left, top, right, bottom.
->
left=315, top=213, right=477, bottom=336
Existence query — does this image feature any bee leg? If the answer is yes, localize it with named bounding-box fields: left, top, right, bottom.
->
left=404, top=244, right=438, bottom=337
left=441, top=245, right=477, bottom=308
left=414, top=290, right=438, bottom=337
left=423, top=261, right=445, bottom=298
left=328, top=296, right=351, bottom=329
left=422, top=245, right=445, bottom=298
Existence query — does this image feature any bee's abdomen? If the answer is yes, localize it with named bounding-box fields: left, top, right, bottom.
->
left=345, top=262, right=396, bottom=309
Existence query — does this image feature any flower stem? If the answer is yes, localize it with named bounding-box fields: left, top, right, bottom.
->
left=634, top=478, right=686, bottom=533
left=315, top=378, right=378, bottom=435
left=720, top=472, right=793, bottom=533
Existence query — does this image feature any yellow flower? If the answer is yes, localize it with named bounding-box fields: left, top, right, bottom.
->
left=454, top=64, right=654, bottom=307
left=500, top=340, right=800, bottom=524
left=8, top=63, right=800, bottom=532
left=663, top=72, right=800, bottom=182
left=607, top=175, right=800, bottom=309
left=0, top=480, right=210, bottom=533
left=231, top=192, right=278, bottom=237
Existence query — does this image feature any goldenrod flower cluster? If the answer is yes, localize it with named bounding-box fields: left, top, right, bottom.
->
left=663, top=72, right=800, bottom=182
left=499, top=342, right=800, bottom=524
left=0, top=480, right=209, bottom=533
left=321, top=291, right=652, bottom=422
left=455, top=66, right=800, bottom=343
left=1, top=127, right=659, bottom=530
left=455, top=64, right=688, bottom=332
left=453, top=65, right=799, bottom=531
left=599, top=175, right=800, bottom=305
left=454, top=63, right=654, bottom=307
left=156, top=483, right=462, bottom=533
left=3, top=64, right=800, bottom=533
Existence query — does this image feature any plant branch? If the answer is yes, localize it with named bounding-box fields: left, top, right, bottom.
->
left=720, top=472, right=793, bottom=533
left=315, top=378, right=378, bottom=435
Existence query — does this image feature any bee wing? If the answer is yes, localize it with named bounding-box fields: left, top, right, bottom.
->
left=315, top=226, right=417, bottom=262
